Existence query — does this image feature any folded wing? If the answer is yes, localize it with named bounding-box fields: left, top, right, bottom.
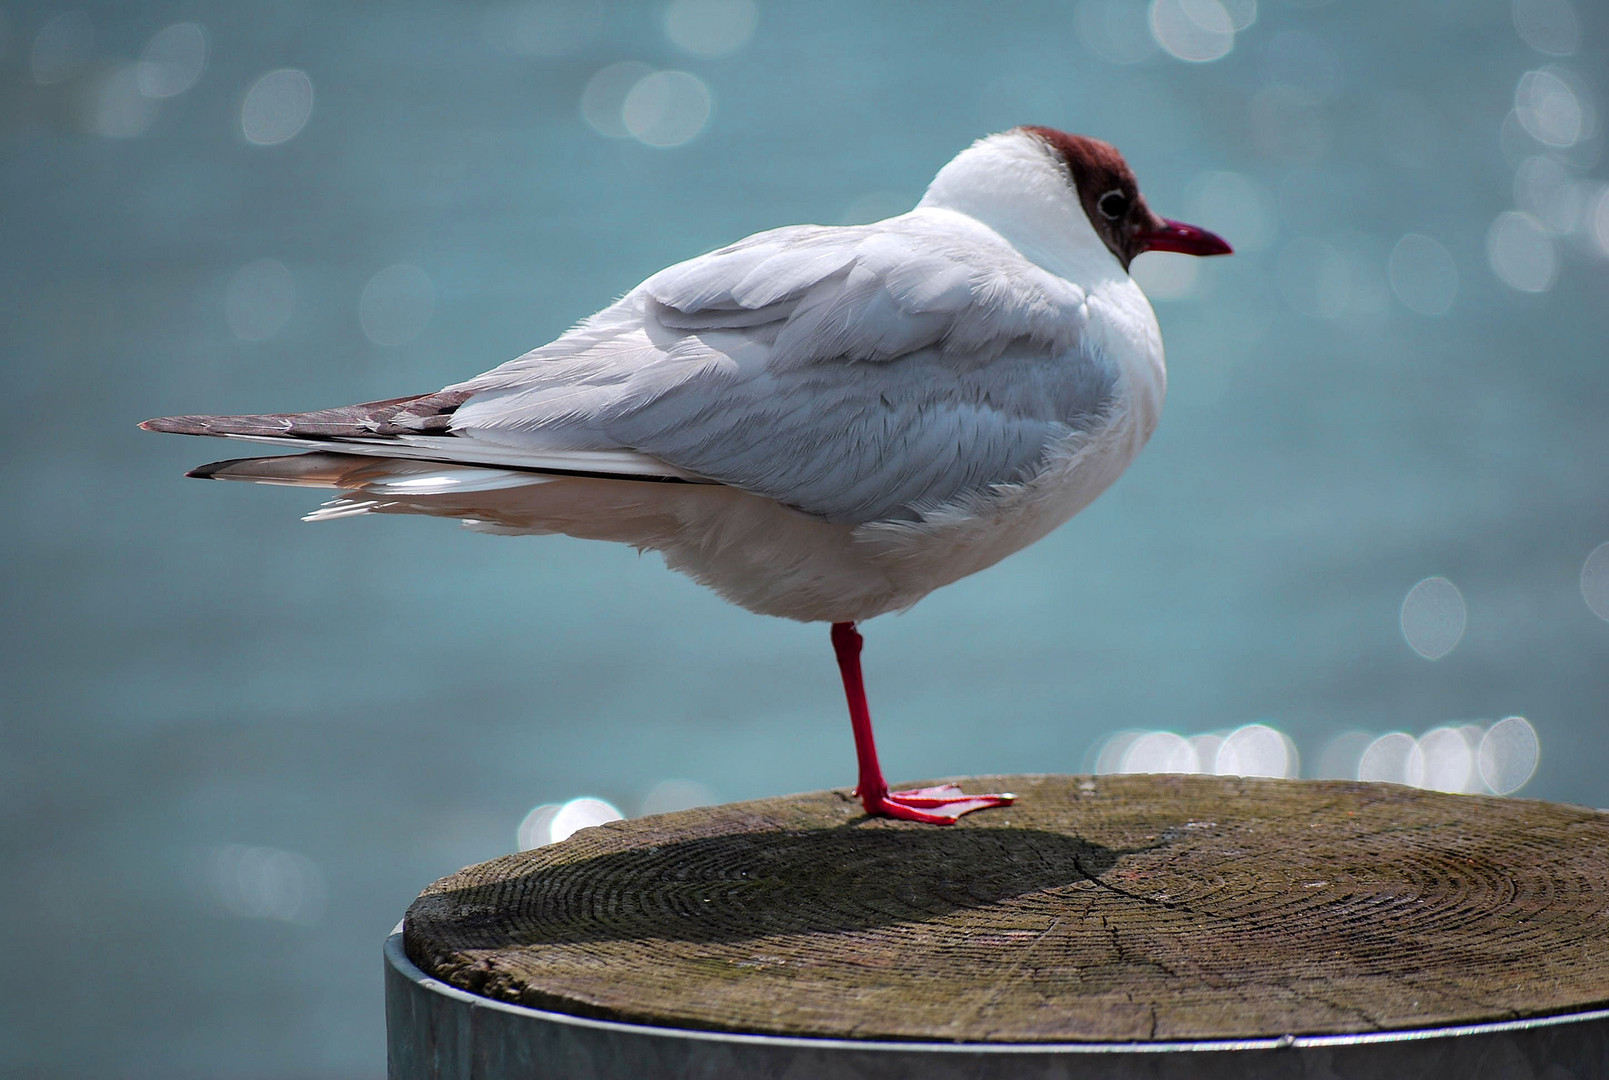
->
left=447, top=212, right=1117, bottom=524
left=147, top=211, right=1118, bottom=526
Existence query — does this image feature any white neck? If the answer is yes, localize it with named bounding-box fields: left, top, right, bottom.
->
left=917, top=129, right=1128, bottom=286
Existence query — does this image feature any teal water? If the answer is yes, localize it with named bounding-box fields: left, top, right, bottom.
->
left=4, top=1, right=1608, bottom=1075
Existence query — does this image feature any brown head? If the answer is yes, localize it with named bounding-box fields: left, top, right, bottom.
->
left=1021, top=126, right=1232, bottom=270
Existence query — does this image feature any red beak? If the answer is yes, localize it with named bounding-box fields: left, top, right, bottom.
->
left=1135, top=219, right=1233, bottom=257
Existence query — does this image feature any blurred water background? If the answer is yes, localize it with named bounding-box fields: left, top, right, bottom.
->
left=3, top=0, right=1608, bottom=1075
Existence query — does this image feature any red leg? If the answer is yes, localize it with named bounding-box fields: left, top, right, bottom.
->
left=829, top=622, right=1015, bottom=824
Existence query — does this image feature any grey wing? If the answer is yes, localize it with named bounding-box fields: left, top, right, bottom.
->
left=447, top=216, right=1118, bottom=524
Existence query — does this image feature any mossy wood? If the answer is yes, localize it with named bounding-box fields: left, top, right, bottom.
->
left=404, top=774, right=1609, bottom=1043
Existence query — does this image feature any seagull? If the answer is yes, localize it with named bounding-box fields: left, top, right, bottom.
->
left=143, top=126, right=1229, bottom=824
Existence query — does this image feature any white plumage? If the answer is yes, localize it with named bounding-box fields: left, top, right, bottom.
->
left=145, top=125, right=1231, bottom=823
left=153, top=129, right=1185, bottom=622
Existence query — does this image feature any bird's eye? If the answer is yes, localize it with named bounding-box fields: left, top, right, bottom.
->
left=1097, top=190, right=1129, bottom=220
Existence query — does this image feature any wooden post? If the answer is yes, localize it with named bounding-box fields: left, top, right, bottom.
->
left=390, top=775, right=1609, bottom=1078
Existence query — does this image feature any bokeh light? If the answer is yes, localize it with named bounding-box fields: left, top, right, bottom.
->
left=1093, top=729, right=1146, bottom=774
left=581, top=61, right=654, bottom=139
left=1123, top=730, right=1199, bottom=773
left=1092, top=723, right=1297, bottom=779
left=1479, top=717, right=1541, bottom=795
left=1513, top=67, right=1593, bottom=149
left=1417, top=725, right=1481, bottom=793
left=516, top=803, right=561, bottom=850
left=1217, top=723, right=1297, bottom=778
left=29, top=11, right=92, bottom=86
left=517, top=796, right=623, bottom=849
left=1400, top=576, right=1467, bottom=660
left=225, top=259, right=296, bottom=342
left=622, top=70, right=712, bottom=148
left=1387, top=234, right=1458, bottom=316
left=359, top=264, right=435, bottom=347
left=241, top=68, right=315, bottom=146
left=1590, top=187, right=1609, bottom=258
left=1357, top=732, right=1425, bottom=786
left=138, top=22, right=207, bottom=99
left=550, top=797, right=623, bottom=844
left=663, top=0, right=759, bottom=58
left=582, top=64, right=713, bottom=147
left=1327, top=722, right=1540, bottom=795
left=1149, top=0, right=1236, bottom=63
left=1514, top=155, right=1585, bottom=234
left=1487, top=210, right=1558, bottom=292
left=1580, top=541, right=1609, bottom=622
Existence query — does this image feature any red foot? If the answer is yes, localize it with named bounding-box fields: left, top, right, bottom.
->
left=831, top=621, right=1015, bottom=826
left=860, top=783, right=1016, bottom=825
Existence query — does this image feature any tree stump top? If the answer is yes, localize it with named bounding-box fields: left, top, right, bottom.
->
left=404, top=775, right=1609, bottom=1043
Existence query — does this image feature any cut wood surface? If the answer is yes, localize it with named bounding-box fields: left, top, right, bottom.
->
left=404, top=774, right=1609, bottom=1043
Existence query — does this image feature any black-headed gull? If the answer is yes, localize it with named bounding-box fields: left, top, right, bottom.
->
left=145, top=127, right=1229, bottom=824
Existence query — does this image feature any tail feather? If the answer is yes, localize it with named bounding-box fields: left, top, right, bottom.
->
left=143, top=390, right=704, bottom=482
left=186, top=448, right=725, bottom=543
left=189, top=451, right=551, bottom=495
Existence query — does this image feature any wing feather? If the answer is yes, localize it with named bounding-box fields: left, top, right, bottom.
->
left=447, top=209, right=1116, bottom=523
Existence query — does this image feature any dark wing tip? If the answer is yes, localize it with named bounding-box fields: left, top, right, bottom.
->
left=184, top=457, right=249, bottom=480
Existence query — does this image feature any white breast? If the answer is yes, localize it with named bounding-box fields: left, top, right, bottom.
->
left=851, top=275, right=1166, bottom=611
